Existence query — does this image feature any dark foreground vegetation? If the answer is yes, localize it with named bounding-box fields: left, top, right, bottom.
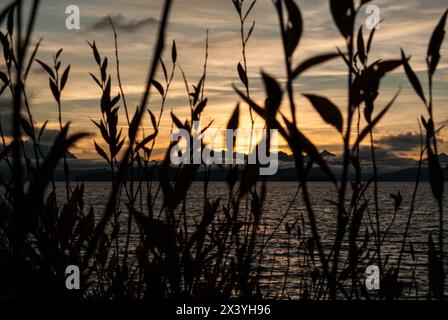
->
left=0, top=0, right=447, bottom=300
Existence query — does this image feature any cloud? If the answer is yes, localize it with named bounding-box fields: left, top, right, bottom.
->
left=24, top=140, right=77, bottom=159
left=329, top=145, right=418, bottom=172
left=378, top=132, right=448, bottom=153
left=357, top=146, right=417, bottom=167
left=87, top=14, right=158, bottom=33
left=377, top=132, right=422, bottom=151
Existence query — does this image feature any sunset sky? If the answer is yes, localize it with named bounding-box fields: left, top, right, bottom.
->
left=1, top=0, right=447, bottom=161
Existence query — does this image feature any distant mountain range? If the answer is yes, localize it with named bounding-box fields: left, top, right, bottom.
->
left=71, top=150, right=447, bottom=182
left=1, top=149, right=447, bottom=182
left=437, top=152, right=448, bottom=166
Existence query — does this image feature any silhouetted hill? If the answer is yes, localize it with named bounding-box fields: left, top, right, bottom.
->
left=1, top=141, right=77, bottom=159
left=73, top=165, right=448, bottom=182
left=379, top=167, right=448, bottom=182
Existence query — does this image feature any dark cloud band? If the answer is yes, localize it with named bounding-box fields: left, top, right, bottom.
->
left=87, top=14, right=158, bottom=33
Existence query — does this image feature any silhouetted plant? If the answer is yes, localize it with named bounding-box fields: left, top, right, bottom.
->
left=0, top=0, right=446, bottom=301
left=401, top=9, right=448, bottom=299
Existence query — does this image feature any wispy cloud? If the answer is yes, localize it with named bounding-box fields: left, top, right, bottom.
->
left=87, top=14, right=158, bottom=33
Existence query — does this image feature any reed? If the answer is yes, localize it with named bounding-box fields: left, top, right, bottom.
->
left=0, top=0, right=446, bottom=300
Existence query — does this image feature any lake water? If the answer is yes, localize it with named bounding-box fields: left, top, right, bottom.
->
left=54, top=181, right=448, bottom=299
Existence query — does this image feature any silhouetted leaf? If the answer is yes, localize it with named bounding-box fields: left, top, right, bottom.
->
left=284, top=0, right=303, bottom=56
left=7, top=6, right=13, bottom=36
left=55, top=48, right=63, bottom=60
left=0, top=33, right=10, bottom=64
left=49, top=79, right=60, bottom=103
left=427, top=10, right=447, bottom=76
left=292, top=53, right=339, bottom=79
left=114, top=139, right=124, bottom=157
left=303, top=94, right=343, bottom=133
left=193, top=98, right=207, bottom=120
left=191, top=76, right=204, bottom=106
left=101, top=77, right=112, bottom=115
left=88, top=41, right=101, bottom=66
left=243, top=0, right=257, bottom=21
left=245, top=20, right=256, bottom=43
left=357, top=26, right=366, bottom=65
left=148, top=109, right=157, bottom=130
left=171, top=112, right=184, bottom=129
left=237, top=62, right=248, bottom=88
left=171, top=40, right=177, bottom=64
left=128, top=107, right=139, bottom=137
left=89, top=72, right=102, bottom=88
left=262, top=72, right=282, bottom=124
left=200, top=120, right=214, bottom=135
left=0, top=71, right=8, bottom=84
left=94, top=141, right=110, bottom=163
left=401, top=49, right=426, bottom=105
left=110, top=94, right=120, bottom=108
left=35, top=59, right=55, bottom=79
left=160, top=58, right=168, bottom=82
left=352, top=59, right=402, bottom=107
left=376, top=59, right=403, bottom=74
left=101, top=57, right=108, bottom=82
left=95, top=120, right=109, bottom=145
left=421, top=116, right=434, bottom=136
left=330, top=0, right=354, bottom=39
left=366, top=20, right=380, bottom=54
left=227, top=103, right=240, bottom=131
left=151, top=79, right=164, bottom=96
left=60, top=65, right=70, bottom=91
left=232, top=0, right=241, bottom=15
left=226, top=104, right=240, bottom=154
